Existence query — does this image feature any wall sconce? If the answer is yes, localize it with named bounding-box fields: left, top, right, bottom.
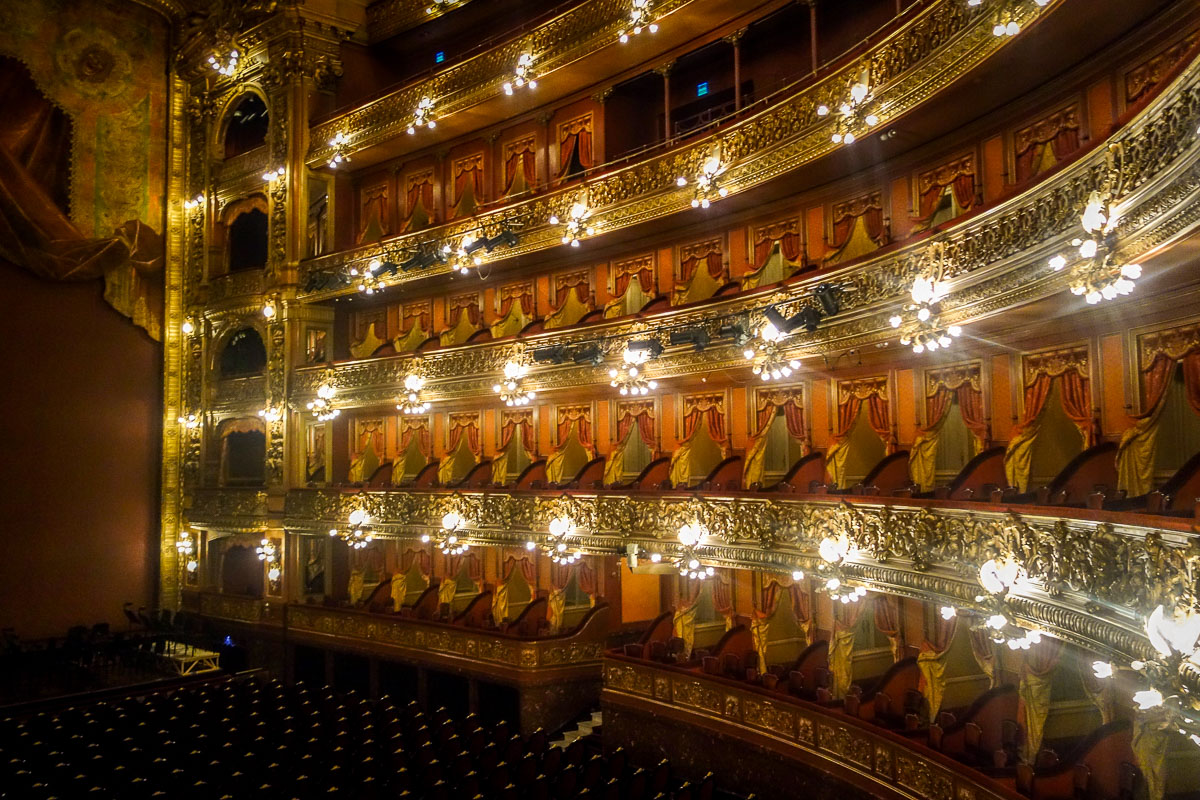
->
left=408, top=97, right=436, bottom=134
left=207, top=49, right=239, bottom=76
left=550, top=200, right=595, bottom=247
left=261, top=166, right=285, bottom=184
left=423, top=511, right=469, bottom=555
left=619, top=0, right=659, bottom=42
left=817, top=70, right=880, bottom=145
left=1048, top=189, right=1141, bottom=304
left=181, top=317, right=197, bottom=336
left=888, top=275, right=964, bottom=354
left=262, top=298, right=278, bottom=319
left=493, top=359, right=535, bottom=406
left=742, top=319, right=801, bottom=382
left=327, top=132, right=351, bottom=168
left=183, top=193, right=206, bottom=212
left=677, top=150, right=728, bottom=208
left=177, top=531, right=198, bottom=578
left=526, top=515, right=582, bottom=564
left=504, top=53, right=537, bottom=94
left=308, top=383, right=340, bottom=421
left=177, top=412, right=201, bottom=430
left=257, top=405, right=283, bottom=423
left=817, top=534, right=867, bottom=603
left=330, top=509, right=373, bottom=550
left=397, top=371, right=432, bottom=414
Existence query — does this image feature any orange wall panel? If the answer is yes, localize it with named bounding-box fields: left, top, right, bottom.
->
left=805, top=206, right=826, bottom=262
left=1100, top=334, right=1130, bottom=436
left=810, top=377, right=830, bottom=449
left=728, top=227, right=748, bottom=277
left=890, top=176, right=912, bottom=241
left=1087, top=78, right=1116, bottom=143
left=991, top=354, right=1013, bottom=443
left=730, top=386, right=749, bottom=451
left=982, top=135, right=1005, bottom=202
left=621, top=570, right=663, bottom=623
left=896, top=368, right=916, bottom=446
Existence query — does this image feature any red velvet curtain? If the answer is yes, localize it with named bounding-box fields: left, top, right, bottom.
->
left=1011, top=372, right=1054, bottom=442
left=680, top=250, right=723, bottom=284
left=918, top=382, right=987, bottom=444
left=831, top=203, right=884, bottom=250
left=1058, top=371, right=1095, bottom=446
left=684, top=400, right=726, bottom=442
left=873, top=595, right=902, bottom=643
left=401, top=548, right=432, bottom=578
left=406, top=179, right=432, bottom=218
left=400, top=301, right=432, bottom=334
left=448, top=417, right=481, bottom=456
left=454, top=164, right=482, bottom=204
left=833, top=386, right=891, bottom=450
left=617, top=406, right=656, bottom=447
left=500, top=415, right=535, bottom=455
left=503, top=555, right=536, bottom=586
left=498, top=284, right=534, bottom=318
left=1016, top=124, right=1080, bottom=182
left=750, top=396, right=806, bottom=442
left=753, top=232, right=803, bottom=268
left=504, top=146, right=536, bottom=195
left=401, top=418, right=431, bottom=456
left=924, top=611, right=958, bottom=651
left=447, top=552, right=483, bottom=584
left=554, top=275, right=589, bottom=307
left=711, top=571, right=733, bottom=620
left=558, top=125, right=593, bottom=176
left=613, top=261, right=655, bottom=297
left=559, top=409, right=593, bottom=449
left=358, top=424, right=384, bottom=458
left=1132, top=351, right=1200, bottom=420
left=450, top=296, right=481, bottom=326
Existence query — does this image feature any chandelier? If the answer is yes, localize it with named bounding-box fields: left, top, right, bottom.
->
left=257, top=405, right=283, bottom=423
left=609, top=346, right=659, bottom=396
left=177, top=532, right=198, bottom=574
left=351, top=257, right=384, bottom=294
left=422, top=512, right=470, bottom=555
left=889, top=275, right=964, bottom=354
left=619, top=0, right=658, bottom=43
left=526, top=515, right=583, bottom=564
left=396, top=372, right=431, bottom=414
left=677, top=151, right=728, bottom=208
left=816, top=534, right=867, bottom=604
left=330, top=509, right=373, bottom=550
left=1049, top=190, right=1141, bottom=304
left=550, top=201, right=595, bottom=247
left=504, top=53, right=537, bottom=94
left=177, top=412, right=201, bottom=430
left=408, top=97, right=436, bottom=134
left=968, top=556, right=1044, bottom=650
left=444, top=232, right=486, bottom=274
left=308, top=383, right=340, bottom=421
left=327, top=131, right=351, bottom=168
left=183, top=194, right=205, bottom=213
left=676, top=521, right=715, bottom=580
left=817, top=73, right=879, bottom=144
left=743, top=321, right=801, bottom=382
left=261, top=167, right=285, bottom=185
left=493, top=360, right=536, bottom=406
left=968, top=0, right=1052, bottom=37
left=207, top=48, right=239, bottom=77
left=255, top=538, right=281, bottom=584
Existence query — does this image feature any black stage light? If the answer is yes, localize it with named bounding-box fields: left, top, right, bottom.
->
left=717, top=318, right=751, bottom=344
left=533, top=345, right=568, bottom=364
left=486, top=230, right=520, bottom=251
left=572, top=343, right=604, bottom=365
left=669, top=328, right=710, bottom=352
left=814, top=283, right=842, bottom=317
left=625, top=339, right=663, bottom=359
left=765, top=304, right=823, bottom=333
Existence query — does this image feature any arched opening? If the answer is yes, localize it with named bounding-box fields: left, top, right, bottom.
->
left=224, top=94, right=269, bottom=159
left=395, top=435, right=429, bottom=483
left=933, top=399, right=975, bottom=484
left=221, top=544, right=264, bottom=596
left=219, top=328, right=267, bottom=377
left=686, top=425, right=725, bottom=486
left=622, top=428, right=654, bottom=480
left=1029, top=381, right=1084, bottom=488
left=502, top=567, right=533, bottom=621
left=840, top=407, right=887, bottom=487
left=761, top=411, right=809, bottom=484
left=220, top=419, right=266, bottom=487
left=1153, top=366, right=1200, bottom=479
left=227, top=207, right=269, bottom=272
left=499, top=427, right=534, bottom=477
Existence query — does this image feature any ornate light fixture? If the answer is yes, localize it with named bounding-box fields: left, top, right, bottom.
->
left=330, top=509, right=374, bottom=550
left=422, top=512, right=470, bottom=555
left=177, top=412, right=201, bottom=429
left=261, top=166, right=285, bottom=184
left=407, top=97, right=436, bottom=134
left=261, top=298, right=278, bottom=319
left=970, top=556, right=1044, bottom=649
left=676, top=521, right=715, bottom=580
left=609, top=346, right=659, bottom=396
left=255, top=538, right=282, bottom=585
left=207, top=48, right=239, bottom=76
left=550, top=200, right=595, bottom=247
left=677, top=150, right=728, bottom=208
left=1049, top=190, right=1141, bottom=304
left=504, top=53, right=537, bottom=94
left=968, top=0, right=1052, bottom=37
left=396, top=371, right=431, bottom=414
left=308, top=383, right=340, bottom=421
left=181, top=317, right=197, bottom=335
left=183, top=193, right=205, bottom=212
left=889, top=275, right=964, bottom=354
left=1093, top=605, right=1200, bottom=748
left=816, top=534, right=867, bottom=604
left=327, top=131, right=351, bottom=168
left=177, top=532, right=198, bottom=574
left=258, top=405, right=283, bottom=423
left=619, top=0, right=658, bottom=43
left=526, top=515, right=583, bottom=564
left=493, top=360, right=535, bottom=406
left=817, top=71, right=880, bottom=144
left=351, top=257, right=384, bottom=294
left=443, top=232, right=487, bottom=274
left=743, top=321, right=801, bottom=382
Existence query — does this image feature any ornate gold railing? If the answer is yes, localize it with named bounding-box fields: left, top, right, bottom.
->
left=603, top=655, right=1025, bottom=800
left=300, top=0, right=1054, bottom=297
left=188, top=488, right=271, bottom=531
left=275, top=487, right=1200, bottom=664
left=289, top=44, right=1200, bottom=407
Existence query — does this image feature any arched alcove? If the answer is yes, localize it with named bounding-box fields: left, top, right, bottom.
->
left=1029, top=381, right=1084, bottom=488
left=1153, top=366, right=1200, bottom=478
left=223, top=93, right=269, bottom=159
left=219, top=418, right=266, bottom=487
left=840, top=407, right=887, bottom=487
left=223, top=195, right=269, bottom=273
left=218, top=327, right=267, bottom=377
left=221, top=544, right=264, bottom=596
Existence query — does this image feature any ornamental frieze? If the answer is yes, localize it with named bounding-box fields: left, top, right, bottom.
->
left=288, top=54, right=1200, bottom=408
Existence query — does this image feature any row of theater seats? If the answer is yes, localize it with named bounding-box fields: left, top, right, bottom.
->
left=345, top=442, right=1200, bottom=520
left=621, top=621, right=1143, bottom=800
left=1, top=676, right=716, bottom=800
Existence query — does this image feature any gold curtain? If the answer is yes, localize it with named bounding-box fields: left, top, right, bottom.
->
left=548, top=589, right=567, bottom=633
left=916, top=614, right=958, bottom=720
left=830, top=628, right=857, bottom=699
left=1004, top=351, right=1094, bottom=492
left=743, top=388, right=808, bottom=488
left=909, top=367, right=987, bottom=491
left=438, top=575, right=457, bottom=606
left=672, top=602, right=699, bottom=657
left=969, top=628, right=999, bottom=688
left=669, top=395, right=728, bottom=487
left=391, top=571, right=407, bottom=612
left=349, top=570, right=365, bottom=605
left=826, top=378, right=891, bottom=488
left=1018, top=637, right=1063, bottom=761
left=491, top=582, right=509, bottom=626
left=1132, top=711, right=1172, bottom=800
left=750, top=616, right=770, bottom=673
left=1117, top=343, right=1200, bottom=496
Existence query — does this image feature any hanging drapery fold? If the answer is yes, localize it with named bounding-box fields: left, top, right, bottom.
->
left=394, top=300, right=433, bottom=353
left=491, top=280, right=536, bottom=338
left=910, top=367, right=987, bottom=491
left=492, top=410, right=535, bottom=485
left=1014, top=107, right=1080, bottom=183
left=824, top=193, right=886, bottom=266
left=829, top=600, right=864, bottom=699
left=604, top=401, right=656, bottom=485
left=742, top=220, right=804, bottom=289
left=348, top=421, right=385, bottom=483
left=503, top=138, right=537, bottom=196
left=543, top=271, right=593, bottom=330
left=438, top=413, right=481, bottom=484
left=392, top=548, right=432, bottom=611
left=671, top=240, right=725, bottom=306
left=492, top=555, right=537, bottom=625
left=969, top=627, right=999, bottom=688
left=1117, top=341, right=1200, bottom=496
left=672, top=579, right=705, bottom=657
left=917, top=613, right=959, bottom=720
left=546, top=405, right=596, bottom=484
left=557, top=116, right=593, bottom=178
left=669, top=394, right=729, bottom=487
left=1004, top=351, right=1095, bottom=491
left=743, top=388, right=808, bottom=488
left=826, top=378, right=892, bottom=488
left=1019, top=637, right=1064, bottom=761
left=912, top=156, right=977, bottom=231
left=450, top=156, right=483, bottom=219
left=872, top=593, right=906, bottom=663
left=401, top=172, right=435, bottom=233
left=1133, top=712, right=1173, bottom=800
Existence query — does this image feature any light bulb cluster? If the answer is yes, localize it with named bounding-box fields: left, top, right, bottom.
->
left=177, top=412, right=201, bottom=430
left=308, top=383, right=340, bottom=421
left=1048, top=191, right=1142, bottom=304
left=504, top=53, right=537, bottom=94
left=888, top=275, right=964, bottom=354
left=609, top=347, right=659, bottom=396
left=255, top=537, right=277, bottom=563
left=969, top=0, right=1052, bottom=37
left=493, top=360, right=536, bottom=406
left=261, top=167, right=285, bottom=184
left=177, top=532, right=198, bottom=574
left=677, top=155, right=728, bottom=209
left=550, top=201, right=595, bottom=247
left=743, top=322, right=801, bottom=382
left=816, top=534, right=866, bottom=603
left=330, top=509, right=374, bottom=550
left=257, top=405, right=283, bottom=423
left=525, top=516, right=583, bottom=564
left=817, top=79, right=879, bottom=145
left=408, top=97, right=436, bottom=135
left=422, top=512, right=470, bottom=555
left=262, top=299, right=277, bottom=319
left=959, top=556, right=1046, bottom=649
left=327, top=132, right=351, bottom=168
left=396, top=372, right=431, bottom=414
left=207, top=49, right=239, bottom=76
left=619, top=0, right=658, bottom=43
left=183, top=193, right=205, bottom=212
left=676, top=521, right=713, bottom=580
left=443, top=233, right=485, bottom=275
left=351, top=258, right=384, bottom=294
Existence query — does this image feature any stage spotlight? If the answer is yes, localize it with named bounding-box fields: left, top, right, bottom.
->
left=533, top=345, right=568, bottom=364
left=765, top=305, right=824, bottom=334
left=572, top=343, right=604, bottom=365
left=717, top=318, right=751, bottom=344
left=669, top=328, right=710, bottom=352
left=626, top=339, right=663, bottom=359
left=814, top=283, right=842, bottom=316
left=485, top=230, right=520, bottom=251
